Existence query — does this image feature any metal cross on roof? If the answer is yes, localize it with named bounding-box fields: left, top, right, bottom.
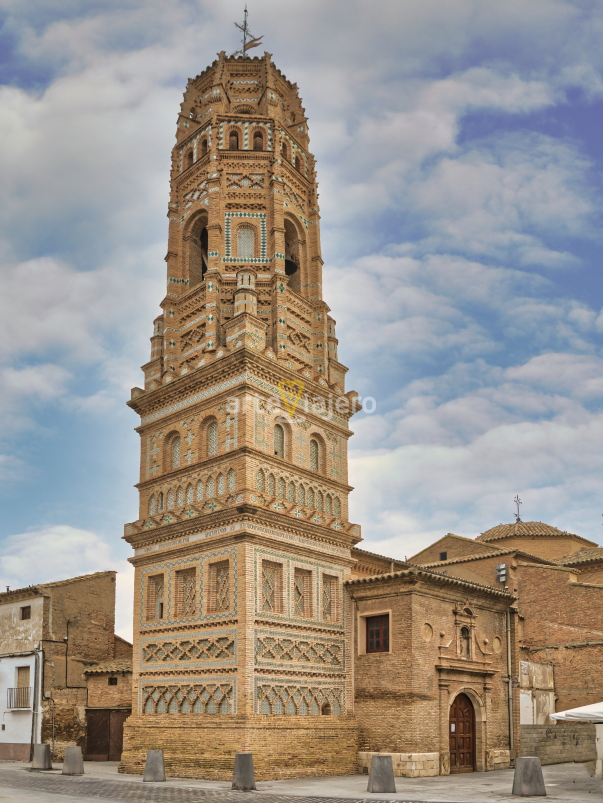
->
left=231, top=6, right=264, bottom=57
left=514, top=495, right=522, bottom=523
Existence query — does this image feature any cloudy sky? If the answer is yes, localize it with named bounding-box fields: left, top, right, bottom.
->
left=1, top=0, right=603, bottom=638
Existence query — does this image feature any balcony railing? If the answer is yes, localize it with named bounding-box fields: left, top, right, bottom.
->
left=7, top=687, right=31, bottom=709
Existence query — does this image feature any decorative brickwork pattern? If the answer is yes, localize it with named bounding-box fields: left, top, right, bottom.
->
left=142, top=634, right=235, bottom=665
left=256, top=680, right=344, bottom=715
left=142, top=681, right=234, bottom=714
left=255, top=631, right=344, bottom=671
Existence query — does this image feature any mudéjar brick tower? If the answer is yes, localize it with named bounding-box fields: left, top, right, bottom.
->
left=120, top=49, right=361, bottom=778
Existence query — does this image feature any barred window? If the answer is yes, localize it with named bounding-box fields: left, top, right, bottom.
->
left=325, top=494, right=332, bottom=515
left=334, top=497, right=341, bottom=517
left=293, top=569, right=312, bottom=618
left=148, top=495, right=156, bottom=516
left=207, top=476, right=215, bottom=498
left=322, top=575, right=337, bottom=622
left=256, top=470, right=265, bottom=492
left=277, top=477, right=285, bottom=498
left=316, top=491, right=323, bottom=512
left=196, top=481, right=204, bottom=501
left=171, top=435, right=181, bottom=469
left=253, top=131, right=263, bottom=150
left=147, top=575, right=165, bottom=621
left=267, top=474, right=275, bottom=495
left=209, top=561, right=230, bottom=612
left=229, top=130, right=239, bottom=149
left=307, top=487, right=314, bottom=509
left=186, top=484, right=194, bottom=504
left=309, top=439, right=319, bottom=472
left=287, top=482, right=295, bottom=503
left=207, top=421, right=218, bottom=456
left=274, top=424, right=284, bottom=459
left=297, top=485, right=305, bottom=506
left=158, top=492, right=164, bottom=513
left=175, top=568, right=197, bottom=617
left=228, top=469, right=236, bottom=492
left=261, top=561, right=283, bottom=613
left=167, top=489, right=175, bottom=510
left=217, top=474, right=225, bottom=495
left=237, top=227, right=255, bottom=259
left=177, top=486, right=184, bottom=507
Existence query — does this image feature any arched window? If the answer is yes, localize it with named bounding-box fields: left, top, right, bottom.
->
left=207, top=476, right=215, bottom=498
left=316, top=491, right=323, bottom=512
left=334, top=497, right=341, bottom=517
left=281, top=142, right=288, bottom=161
left=187, top=150, right=194, bottom=168
left=321, top=701, right=331, bottom=716
left=284, top=218, right=301, bottom=294
left=229, top=130, right=239, bottom=149
left=267, top=474, right=275, bottom=495
left=207, top=421, right=218, bottom=456
left=228, top=469, right=236, bottom=492
left=237, top=227, right=255, bottom=259
left=297, top=485, right=305, bottom=506
left=256, top=470, right=265, bottom=492
left=287, top=482, right=295, bottom=503
left=460, top=626, right=471, bottom=659
left=167, top=489, right=175, bottom=510
left=325, top=495, right=332, bottom=516
left=277, top=477, right=285, bottom=498
left=217, top=474, right=225, bottom=495
left=307, top=487, right=314, bottom=509
left=295, top=155, right=301, bottom=171
left=309, top=439, right=319, bottom=472
left=196, top=481, right=204, bottom=501
left=274, top=424, right=284, bottom=459
left=201, top=138, right=208, bottom=156
left=171, top=435, right=181, bottom=469
left=291, top=112, right=296, bottom=123
left=148, top=495, right=156, bottom=516
left=186, top=484, right=194, bottom=504
left=177, top=486, right=184, bottom=507
left=158, top=492, right=164, bottom=513
left=253, top=131, right=263, bottom=150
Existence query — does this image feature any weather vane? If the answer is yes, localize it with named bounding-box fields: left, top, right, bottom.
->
left=231, top=6, right=263, bottom=57
left=514, top=495, right=522, bottom=523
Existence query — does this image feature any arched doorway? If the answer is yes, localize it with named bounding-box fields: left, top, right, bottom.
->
left=449, top=693, right=475, bottom=773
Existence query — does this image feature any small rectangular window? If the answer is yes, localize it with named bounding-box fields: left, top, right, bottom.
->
left=17, top=666, right=30, bottom=688
left=20, top=606, right=31, bottom=620
left=261, top=560, right=283, bottom=613
left=322, top=574, right=338, bottom=622
left=293, top=569, right=312, bottom=618
left=175, top=567, right=197, bottom=617
left=439, top=551, right=447, bottom=561
left=108, top=677, right=118, bottom=686
left=208, top=561, right=230, bottom=613
left=146, top=574, right=165, bottom=621
left=366, top=614, right=389, bottom=653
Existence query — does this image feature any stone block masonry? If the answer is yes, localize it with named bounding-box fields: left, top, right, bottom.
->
left=520, top=723, right=595, bottom=765
left=358, top=751, right=439, bottom=778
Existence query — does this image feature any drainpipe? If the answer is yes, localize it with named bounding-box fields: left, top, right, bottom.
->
left=29, top=648, right=41, bottom=761
left=506, top=610, right=514, bottom=760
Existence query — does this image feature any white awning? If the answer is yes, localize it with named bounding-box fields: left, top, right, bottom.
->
left=550, top=702, right=603, bottom=723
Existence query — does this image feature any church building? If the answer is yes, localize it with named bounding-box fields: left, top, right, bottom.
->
left=119, top=48, right=600, bottom=780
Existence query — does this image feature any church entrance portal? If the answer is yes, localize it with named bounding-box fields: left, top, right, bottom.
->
left=449, top=693, right=475, bottom=773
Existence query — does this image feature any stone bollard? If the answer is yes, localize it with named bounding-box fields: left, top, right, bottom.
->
left=367, top=754, right=396, bottom=793
left=62, top=746, right=84, bottom=776
left=143, top=749, right=166, bottom=782
left=512, top=756, right=546, bottom=797
left=232, top=752, right=256, bottom=791
left=31, top=744, right=52, bottom=771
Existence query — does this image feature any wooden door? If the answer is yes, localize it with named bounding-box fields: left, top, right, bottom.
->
left=449, top=693, right=475, bottom=773
left=85, top=710, right=110, bottom=760
left=108, top=710, right=130, bottom=761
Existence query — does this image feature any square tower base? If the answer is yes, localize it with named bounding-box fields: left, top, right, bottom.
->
left=119, top=714, right=358, bottom=779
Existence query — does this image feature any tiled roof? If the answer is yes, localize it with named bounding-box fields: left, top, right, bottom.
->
left=476, top=521, right=596, bottom=546
left=84, top=659, right=132, bottom=675
left=345, top=565, right=514, bottom=598
left=417, top=547, right=555, bottom=568
left=555, top=547, right=603, bottom=566
left=351, top=546, right=406, bottom=565
left=0, top=571, right=116, bottom=600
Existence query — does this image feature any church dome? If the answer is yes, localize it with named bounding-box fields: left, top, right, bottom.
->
left=477, top=521, right=576, bottom=542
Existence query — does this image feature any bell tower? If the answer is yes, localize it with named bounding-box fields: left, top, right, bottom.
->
left=121, top=49, right=360, bottom=779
